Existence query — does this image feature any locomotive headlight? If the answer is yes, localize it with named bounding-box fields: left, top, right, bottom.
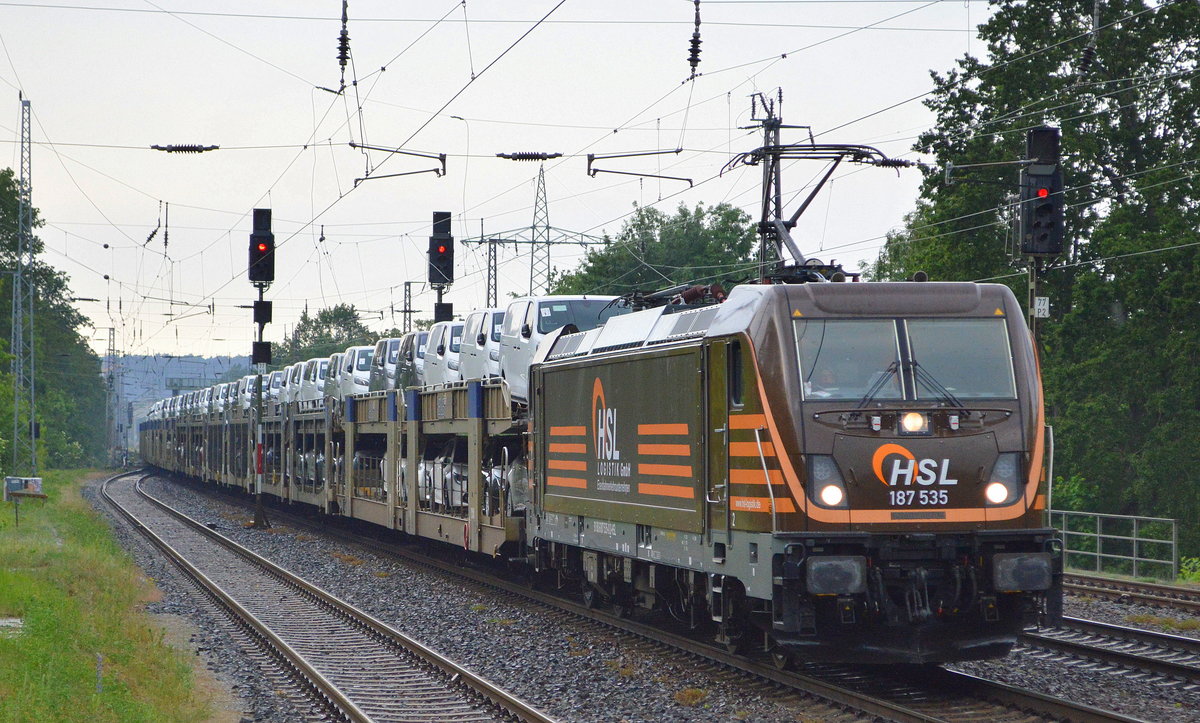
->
left=984, top=452, right=1023, bottom=506
left=807, top=455, right=849, bottom=510
left=985, top=482, right=1010, bottom=504
left=819, top=484, right=844, bottom=507
left=900, top=412, right=929, bottom=435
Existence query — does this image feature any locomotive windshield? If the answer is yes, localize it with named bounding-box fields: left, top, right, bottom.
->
left=797, top=320, right=901, bottom=400
left=796, top=317, right=1017, bottom=401
left=906, top=318, right=1016, bottom=399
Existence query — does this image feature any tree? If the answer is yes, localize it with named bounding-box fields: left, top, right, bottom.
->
left=867, top=1, right=1200, bottom=552
left=274, top=304, right=377, bottom=367
left=550, top=202, right=756, bottom=295
left=0, top=167, right=107, bottom=471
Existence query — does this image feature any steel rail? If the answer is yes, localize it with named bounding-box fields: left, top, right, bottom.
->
left=218, top=481, right=1145, bottom=723
left=102, top=471, right=368, bottom=722
left=105, top=471, right=553, bottom=723
left=1020, top=616, right=1200, bottom=684
left=1064, top=573, right=1200, bottom=615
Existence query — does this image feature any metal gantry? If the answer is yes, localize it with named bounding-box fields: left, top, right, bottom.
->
left=11, top=94, right=36, bottom=475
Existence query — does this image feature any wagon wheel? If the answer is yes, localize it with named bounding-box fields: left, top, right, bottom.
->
left=770, top=646, right=794, bottom=671
left=723, top=634, right=745, bottom=655
left=581, top=582, right=599, bottom=609
left=610, top=599, right=633, bottom=619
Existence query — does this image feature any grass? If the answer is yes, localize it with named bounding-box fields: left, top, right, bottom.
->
left=604, top=658, right=637, bottom=677
left=673, top=687, right=708, bottom=706
left=0, top=469, right=212, bottom=722
left=1126, top=613, right=1200, bottom=632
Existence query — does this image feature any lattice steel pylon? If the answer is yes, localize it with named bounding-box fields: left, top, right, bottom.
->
left=529, top=164, right=550, bottom=295
left=104, top=327, right=117, bottom=464
left=11, top=94, right=36, bottom=475
left=486, top=238, right=499, bottom=308
left=401, top=281, right=414, bottom=332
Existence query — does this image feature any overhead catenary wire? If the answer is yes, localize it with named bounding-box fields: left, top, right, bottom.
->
left=124, top=3, right=570, bottom=354
left=17, top=0, right=1190, bottom=357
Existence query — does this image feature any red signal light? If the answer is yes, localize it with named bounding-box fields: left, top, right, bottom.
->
left=257, top=242, right=268, bottom=252
left=437, top=245, right=447, bottom=254
left=1037, top=187, right=1050, bottom=198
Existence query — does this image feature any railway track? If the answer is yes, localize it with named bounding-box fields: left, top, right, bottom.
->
left=164, top=476, right=1146, bottom=723
left=1021, top=617, right=1200, bottom=687
left=1064, top=573, right=1200, bottom=615
left=102, top=470, right=551, bottom=723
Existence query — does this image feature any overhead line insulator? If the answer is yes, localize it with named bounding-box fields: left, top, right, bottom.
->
left=150, top=144, right=219, bottom=153
left=497, top=152, right=563, bottom=161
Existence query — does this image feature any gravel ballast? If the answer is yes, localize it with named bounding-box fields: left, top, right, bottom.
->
left=94, top=474, right=1200, bottom=722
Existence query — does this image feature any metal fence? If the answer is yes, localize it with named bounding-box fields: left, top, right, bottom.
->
left=1048, top=509, right=1178, bottom=580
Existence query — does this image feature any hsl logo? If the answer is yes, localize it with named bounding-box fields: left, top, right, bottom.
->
left=872, top=443, right=958, bottom=487
left=591, top=378, right=619, bottom=461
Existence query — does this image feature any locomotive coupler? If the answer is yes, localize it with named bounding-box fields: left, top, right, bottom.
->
left=903, top=567, right=933, bottom=621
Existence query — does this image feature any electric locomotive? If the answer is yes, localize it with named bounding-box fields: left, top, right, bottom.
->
left=530, top=279, right=1061, bottom=664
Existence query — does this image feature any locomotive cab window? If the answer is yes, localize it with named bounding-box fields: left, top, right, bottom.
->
left=905, top=319, right=1016, bottom=399
left=796, top=319, right=901, bottom=401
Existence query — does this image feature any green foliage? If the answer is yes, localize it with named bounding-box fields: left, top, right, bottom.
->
left=868, top=1, right=1200, bottom=553
left=550, top=202, right=756, bottom=295
left=1050, top=474, right=1098, bottom=512
left=0, top=167, right=107, bottom=473
left=1180, top=557, right=1200, bottom=584
left=273, top=303, right=378, bottom=368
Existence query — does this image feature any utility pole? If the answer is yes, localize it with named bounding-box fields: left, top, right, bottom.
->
left=486, top=238, right=499, bottom=308
left=11, top=93, right=36, bottom=476
left=401, top=281, right=414, bottom=332
left=461, top=237, right=504, bottom=308
left=726, top=89, right=915, bottom=283
left=105, top=327, right=117, bottom=465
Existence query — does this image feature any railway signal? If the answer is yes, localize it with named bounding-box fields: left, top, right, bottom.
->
left=248, top=209, right=276, bottom=283
left=246, top=208, right=273, bottom=529
left=428, top=211, right=454, bottom=285
left=1019, top=127, right=1064, bottom=256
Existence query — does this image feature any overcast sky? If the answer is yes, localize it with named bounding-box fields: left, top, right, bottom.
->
left=0, top=0, right=994, bottom=360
